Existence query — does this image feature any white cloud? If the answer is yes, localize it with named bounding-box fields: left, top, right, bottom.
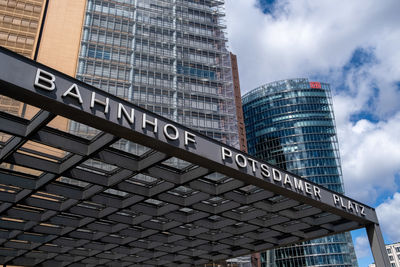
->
left=376, top=193, right=400, bottom=242
left=225, top=0, right=400, bottom=113
left=354, top=235, right=371, bottom=259
left=336, top=112, right=400, bottom=203
left=225, top=0, right=400, bottom=204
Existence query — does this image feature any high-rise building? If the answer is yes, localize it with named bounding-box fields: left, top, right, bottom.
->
left=0, top=0, right=46, bottom=115
left=2, top=0, right=240, bottom=147
left=0, top=0, right=45, bottom=58
left=0, top=0, right=70, bottom=153
left=242, top=78, right=358, bottom=266
left=72, top=0, right=239, bottom=146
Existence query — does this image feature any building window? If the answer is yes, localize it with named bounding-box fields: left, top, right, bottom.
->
left=396, top=247, right=400, bottom=253
left=387, top=248, right=392, bottom=254
left=88, top=47, right=111, bottom=60
left=389, top=255, right=394, bottom=261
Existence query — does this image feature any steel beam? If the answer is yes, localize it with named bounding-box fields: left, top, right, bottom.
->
left=366, top=223, right=391, bottom=267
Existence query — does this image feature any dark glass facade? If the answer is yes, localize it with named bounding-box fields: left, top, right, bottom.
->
left=242, top=78, right=358, bottom=267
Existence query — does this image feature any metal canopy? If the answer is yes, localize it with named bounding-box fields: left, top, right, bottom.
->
left=0, top=47, right=379, bottom=266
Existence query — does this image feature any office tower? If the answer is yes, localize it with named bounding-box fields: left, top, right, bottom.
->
left=1, top=0, right=239, bottom=146
left=242, top=79, right=358, bottom=266
left=0, top=0, right=45, bottom=58
left=0, top=0, right=46, bottom=115
left=35, top=0, right=240, bottom=202
left=70, top=0, right=238, bottom=146
left=0, top=0, right=72, bottom=154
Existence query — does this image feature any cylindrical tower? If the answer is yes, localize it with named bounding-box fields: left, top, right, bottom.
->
left=242, top=78, right=358, bottom=267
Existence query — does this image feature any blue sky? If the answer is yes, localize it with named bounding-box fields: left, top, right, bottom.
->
left=225, top=0, right=400, bottom=266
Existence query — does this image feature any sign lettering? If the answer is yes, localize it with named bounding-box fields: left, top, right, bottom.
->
left=10, top=66, right=372, bottom=221
left=310, top=81, right=322, bottom=89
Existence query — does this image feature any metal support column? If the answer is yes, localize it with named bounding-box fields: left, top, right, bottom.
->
left=366, top=223, right=391, bottom=267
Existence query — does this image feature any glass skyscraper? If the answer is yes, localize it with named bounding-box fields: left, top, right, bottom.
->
left=242, top=78, right=358, bottom=267
left=75, top=0, right=239, bottom=147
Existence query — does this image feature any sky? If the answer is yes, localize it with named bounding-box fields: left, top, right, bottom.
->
left=225, top=0, right=400, bottom=266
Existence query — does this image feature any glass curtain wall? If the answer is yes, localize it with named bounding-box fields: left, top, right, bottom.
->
left=242, top=79, right=358, bottom=267
left=74, top=0, right=239, bottom=147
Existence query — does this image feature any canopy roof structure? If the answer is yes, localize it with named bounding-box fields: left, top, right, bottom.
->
left=0, top=47, right=389, bottom=266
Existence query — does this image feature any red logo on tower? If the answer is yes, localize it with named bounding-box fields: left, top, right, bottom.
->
left=310, top=82, right=322, bottom=89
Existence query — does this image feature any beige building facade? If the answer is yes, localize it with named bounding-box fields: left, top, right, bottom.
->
left=0, top=0, right=87, bottom=179
left=0, top=0, right=83, bottom=126
left=0, top=0, right=45, bottom=115
left=0, top=0, right=45, bottom=58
